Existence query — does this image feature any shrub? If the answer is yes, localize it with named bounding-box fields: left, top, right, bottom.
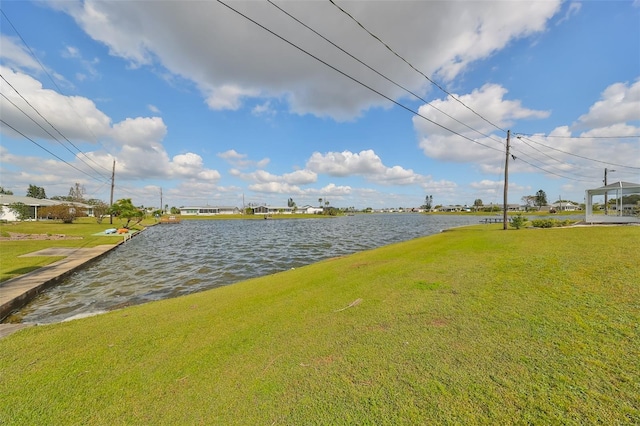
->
left=39, top=204, right=83, bottom=223
left=531, top=218, right=576, bottom=228
left=509, top=214, right=528, bottom=229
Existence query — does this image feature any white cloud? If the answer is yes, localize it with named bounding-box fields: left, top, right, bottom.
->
left=51, top=1, right=561, bottom=120
left=306, top=149, right=424, bottom=185
left=0, top=66, right=112, bottom=141
left=0, top=35, right=41, bottom=71
left=218, top=149, right=270, bottom=169
left=0, top=67, right=220, bottom=184
left=252, top=101, right=277, bottom=118
left=556, top=2, right=582, bottom=25
left=414, top=84, right=550, bottom=167
left=575, top=80, right=640, bottom=129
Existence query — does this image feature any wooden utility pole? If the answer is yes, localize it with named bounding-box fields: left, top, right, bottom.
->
left=503, top=130, right=510, bottom=230
left=109, top=159, right=116, bottom=224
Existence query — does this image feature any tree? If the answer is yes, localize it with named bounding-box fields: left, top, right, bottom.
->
left=170, top=206, right=181, bottom=214
left=68, top=183, right=86, bottom=202
left=473, top=199, right=483, bottom=211
left=88, top=200, right=110, bottom=224
left=8, top=202, right=31, bottom=221
left=0, top=187, right=13, bottom=195
left=26, top=184, right=46, bottom=199
left=422, top=195, right=433, bottom=211
left=39, top=204, right=82, bottom=223
left=287, top=198, right=295, bottom=208
left=109, top=198, right=144, bottom=228
left=535, top=190, right=547, bottom=208
left=521, top=195, right=536, bottom=211
left=318, top=197, right=323, bottom=207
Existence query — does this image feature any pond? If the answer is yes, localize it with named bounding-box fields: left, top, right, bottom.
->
left=12, top=214, right=508, bottom=323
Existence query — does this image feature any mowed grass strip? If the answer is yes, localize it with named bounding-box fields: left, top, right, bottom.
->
left=0, top=225, right=638, bottom=424
left=0, top=218, right=153, bottom=282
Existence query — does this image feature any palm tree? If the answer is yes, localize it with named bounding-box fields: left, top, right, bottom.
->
left=318, top=197, right=323, bottom=207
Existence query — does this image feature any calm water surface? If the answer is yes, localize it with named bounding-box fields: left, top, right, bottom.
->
left=13, top=214, right=499, bottom=324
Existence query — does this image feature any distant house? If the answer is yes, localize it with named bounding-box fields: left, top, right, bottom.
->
left=550, top=201, right=581, bottom=212
left=585, top=181, right=640, bottom=224
left=438, top=205, right=461, bottom=212
left=252, top=206, right=293, bottom=215
left=297, top=205, right=323, bottom=214
left=179, top=206, right=240, bottom=216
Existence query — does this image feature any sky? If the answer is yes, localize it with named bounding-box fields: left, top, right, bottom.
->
left=1, top=0, right=639, bottom=210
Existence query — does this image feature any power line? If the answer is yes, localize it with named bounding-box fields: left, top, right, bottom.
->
left=0, top=90, right=109, bottom=180
left=328, top=0, right=507, bottom=134
left=266, top=0, right=504, bottom=146
left=216, top=0, right=503, bottom=153
left=0, top=8, right=115, bottom=164
left=516, top=134, right=640, bottom=170
left=511, top=136, right=597, bottom=180
left=0, top=118, right=109, bottom=183
left=517, top=132, right=640, bottom=139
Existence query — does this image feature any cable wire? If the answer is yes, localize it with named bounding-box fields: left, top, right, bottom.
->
left=1, top=9, right=115, bottom=167
left=267, top=0, right=504, bottom=146
left=516, top=134, right=640, bottom=170
left=0, top=118, right=109, bottom=183
left=216, top=0, right=503, bottom=153
left=328, top=0, right=507, bottom=134
left=1, top=90, right=109, bottom=180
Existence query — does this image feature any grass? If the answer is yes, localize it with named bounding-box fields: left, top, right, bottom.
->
left=0, top=218, right=155, bottom=282
left=0, top=224, right=638, bottom=424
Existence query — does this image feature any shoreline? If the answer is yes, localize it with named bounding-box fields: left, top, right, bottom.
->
left=0, top=228, right=146, bottom=328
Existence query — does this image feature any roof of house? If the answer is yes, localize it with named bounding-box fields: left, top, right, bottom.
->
left=0, top=194, right=63, bottom=206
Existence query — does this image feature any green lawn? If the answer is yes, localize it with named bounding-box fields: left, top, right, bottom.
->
left=0, top=218, right=154, bottom=282
left=1, top=224, right=638, bottom=424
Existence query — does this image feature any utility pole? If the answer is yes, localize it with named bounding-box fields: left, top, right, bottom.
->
left=503, top=130, right=510, bottom=230
left=160, top=187, right=163, bottom=214
left=604, top=168, right=615, bottom=215
left=109, top=159, right=115, bottom=225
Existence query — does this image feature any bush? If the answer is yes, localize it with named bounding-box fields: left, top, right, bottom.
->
left=39, top=204, right=83, bottom=223
left=509, top=214, right=528, bottom=229
left=531, top=218, right=576, bottom=228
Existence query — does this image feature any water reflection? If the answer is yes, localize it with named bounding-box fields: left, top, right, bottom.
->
left=13, top=214, right=500, bottom=323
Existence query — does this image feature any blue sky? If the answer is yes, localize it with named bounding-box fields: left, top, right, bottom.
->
left=1, top=0, right=639, bottom=210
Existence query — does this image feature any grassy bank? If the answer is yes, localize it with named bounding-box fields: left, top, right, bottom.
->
left=0, top=218, right=154, bottom=282
left=1, top=224, right=638, bottom=424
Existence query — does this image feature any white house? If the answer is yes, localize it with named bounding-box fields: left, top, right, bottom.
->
left=252, top=206, right=294, bottom=214
left=297, top=205, right=324, bottom=214
left=550, top=201, right=581, bottom=212
left=0, top=194, right=90, bottom=221
left=179, top=206, right=240, bottom=216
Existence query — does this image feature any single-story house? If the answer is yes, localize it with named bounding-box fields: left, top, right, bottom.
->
left=550, top=201, right=581, bottom=212
left=252, top=206, right=294, bottom=214
left=0, top=194, right=93, bottom=221
left=179, top=206, right=240, bottom=215
left=585, top=181, right=640, bottom=224
left=298, top=205, right=324, bottom=214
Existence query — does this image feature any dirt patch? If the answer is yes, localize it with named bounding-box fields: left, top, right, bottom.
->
left=0, top=232, right=83, bottom=241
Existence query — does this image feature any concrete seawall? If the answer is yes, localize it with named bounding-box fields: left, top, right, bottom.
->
left=0, top=229, right=146, bottom=325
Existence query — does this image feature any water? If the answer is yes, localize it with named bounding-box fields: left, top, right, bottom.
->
left=11, top=214, right=503, bottom=324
